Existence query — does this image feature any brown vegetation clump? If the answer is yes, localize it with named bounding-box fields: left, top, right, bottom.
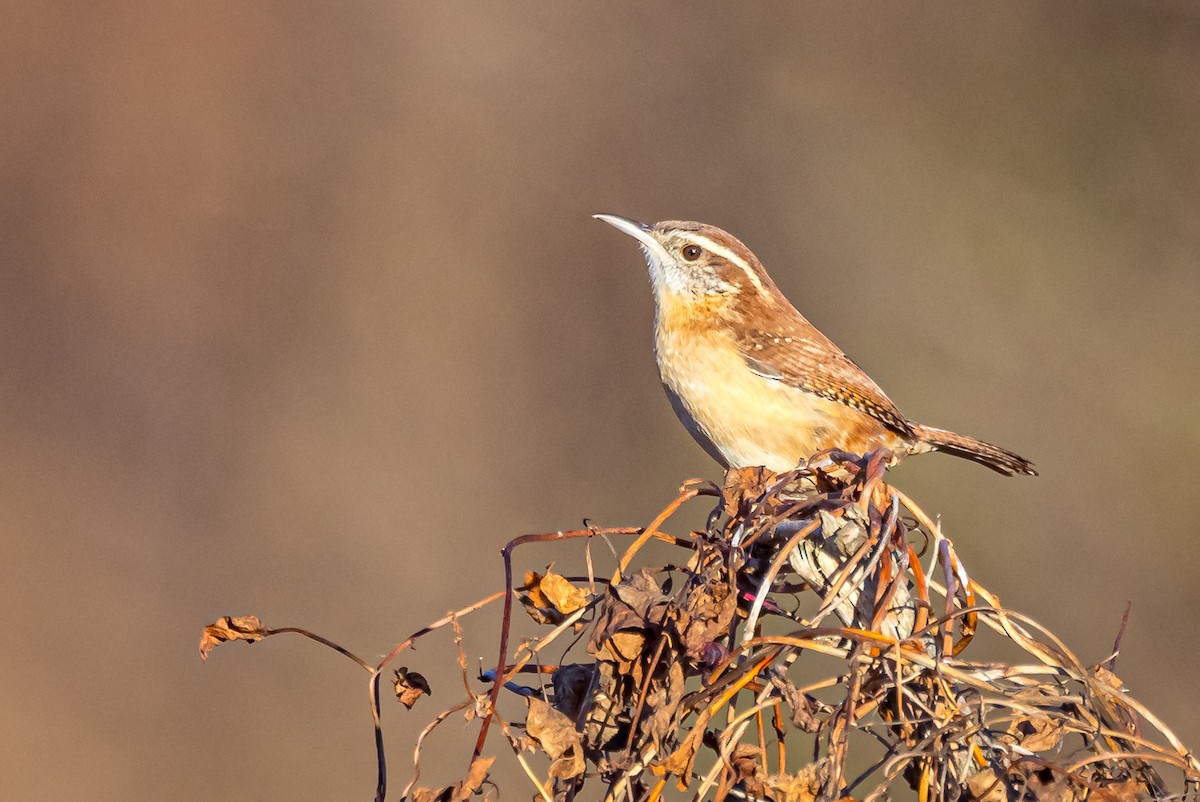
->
left=202, top=450, right=1200, bottom=802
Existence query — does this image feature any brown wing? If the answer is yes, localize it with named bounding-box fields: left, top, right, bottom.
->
left=735, top=327, right=913, bottom=436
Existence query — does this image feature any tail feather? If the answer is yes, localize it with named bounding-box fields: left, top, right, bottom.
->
left=909, top=423, right=1037, bottom=477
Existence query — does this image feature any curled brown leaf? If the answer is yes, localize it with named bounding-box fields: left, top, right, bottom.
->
left=964, top=768, right=1007, bottom=802
left=393, top=666, right=432, bottom=709
left=411, top=755, right=495, bottom=802
left=520, top=570, right=589, bottom=624
left=526, top=697, right=585, bottom=780
left=761, top=759, right=830, bottom=802
left=1007, top=715, right=1065, bottom=753
left=198, top=615, right=265, bottom=661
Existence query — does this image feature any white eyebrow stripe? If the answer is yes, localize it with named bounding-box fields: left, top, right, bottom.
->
left=687, top=233, right=768, bottom=296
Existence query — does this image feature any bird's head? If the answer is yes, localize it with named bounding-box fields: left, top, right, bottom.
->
left=594, top=215, right=780, bottom=317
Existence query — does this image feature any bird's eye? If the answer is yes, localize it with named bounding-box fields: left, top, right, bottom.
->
left=681, top=244, right=703, bottom=261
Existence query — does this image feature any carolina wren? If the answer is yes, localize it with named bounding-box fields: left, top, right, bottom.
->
left=595, top=214, right=1036, bottom=477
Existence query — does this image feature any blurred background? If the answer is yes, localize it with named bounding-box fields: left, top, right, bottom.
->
left=3, top=2, right=1199, bottom=799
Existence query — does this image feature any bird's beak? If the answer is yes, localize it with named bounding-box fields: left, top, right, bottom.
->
left=593, top=213, right=660, bottom=252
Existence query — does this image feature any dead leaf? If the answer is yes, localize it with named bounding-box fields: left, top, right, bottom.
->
left=767, top=669, right=821, bottom=733
left=657, top=739, right=700, bottom=791
left=1024, top=766, right=1083, bottom=802
left=657, top=696, right=724, bottom=790
left=526, top=697, right=584, bottom=780
left=411, top=786, right=454, bottom=802
left=588, top=572, right=666, bottom=680
left=588, top=602, right=645, bottom=666
left=1007, top=715, right=1064, bottom=753
left=642, top=659, right=685, bottom=749
left=1089, top=666, right=1140, bottom=735
left=459, top=755, right=494, bottom=799
left=612, top=569, right=672, bottom=621
left=677, top=575, right=736, bottom=661
left=468, top=692, right=491, bottom=721
left=411, top=756, right=495, bottom=802
left=580, top=662, right=625, bottom=754
left=965, top=768, right=1007, bottom=802
left=551, top=664, right=598, bottom=722
left=1093, top=778, right=1143, bottom=802
left=1091, top=666, right=1124, bottom=690
left=539, top=572, right=588, bottom=614
left=521, top=570, right=589, bottom=624
left=199, top=615, right=265, bottom=661
left=762, top=759, right=830, bottom=802
left=393, top=666, right=431, bottom=709
left=729, top=743, right=767, bottom=799
left=722, top=466, right=775, bottom=520
left=588, top=570, right=667, bottom=649
left=600, top=630, right=646, bottom=666
left=520, top=571, right=559, bottom=624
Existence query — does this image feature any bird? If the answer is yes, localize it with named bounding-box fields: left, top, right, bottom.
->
left=594, top=214, right=1036, bottom=477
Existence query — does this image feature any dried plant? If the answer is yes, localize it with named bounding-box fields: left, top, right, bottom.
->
left=201, top=449, right=1200, bottom=802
